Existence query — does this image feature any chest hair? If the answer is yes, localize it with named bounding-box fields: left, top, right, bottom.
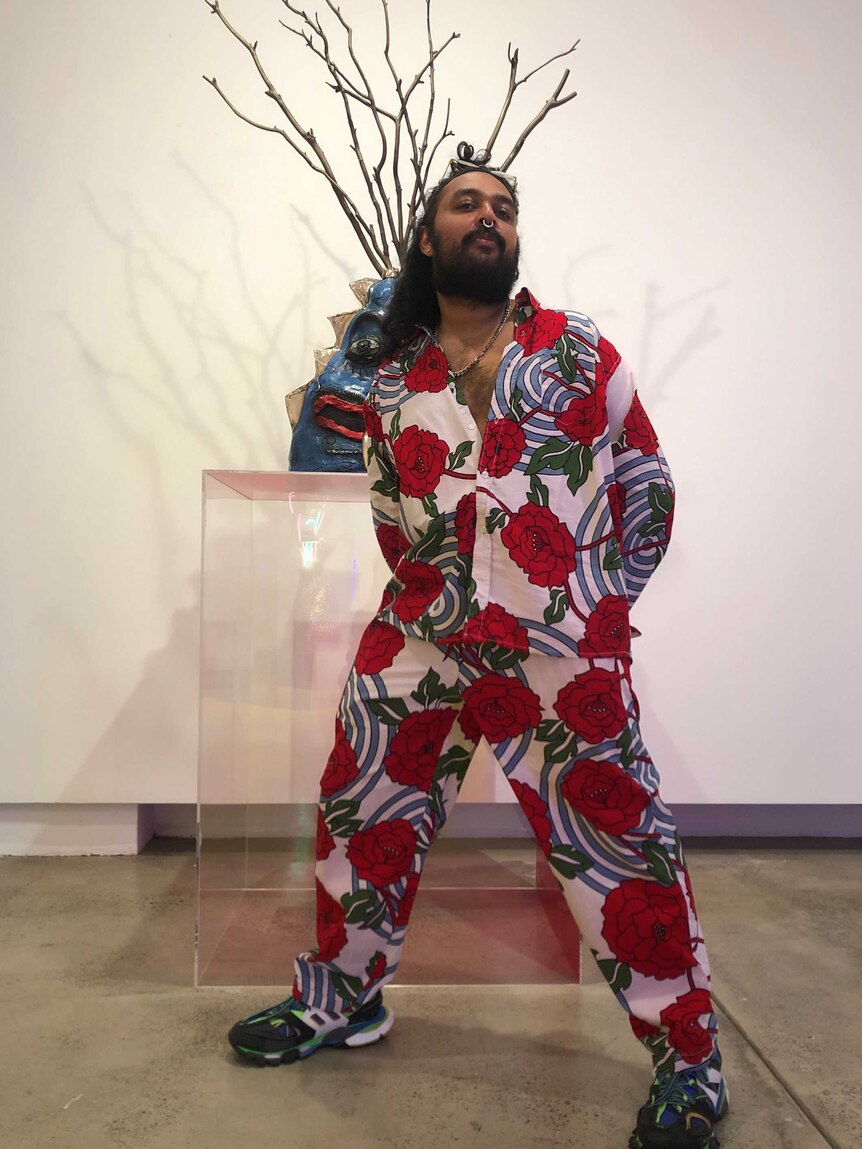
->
left=456, top=344, right=507, bottom=436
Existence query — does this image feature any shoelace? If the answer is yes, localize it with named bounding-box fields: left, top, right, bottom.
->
left=650, top=1066, right=711, bottom=1112
left=261, top=998, right=295, bottom=1019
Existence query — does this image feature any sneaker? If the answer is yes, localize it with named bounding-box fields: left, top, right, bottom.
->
left=629, top=1048, right=729, bottom=1148
left=228, top=992, right=393, bottom=1065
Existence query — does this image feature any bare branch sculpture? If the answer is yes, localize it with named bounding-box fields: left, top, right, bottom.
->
left=484, top=40, right=579, bottom=165
left=499, top=66, right=579, bottom=171
left=202, top=0, right=579, bottom=271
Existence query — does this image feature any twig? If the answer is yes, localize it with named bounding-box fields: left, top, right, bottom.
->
left=414, top=0, right=438, bottom=215
left=205, top=74, right=384, bottom=270
left=380, top=0, right=424, bottom=248
left=401, top=5, right=459, bottom=229
left=400, top=29, right=459, bottom=105
left=381, top=0, right=405, bottom=245
left=379, top=0, right=459, bottom=249
left=520, top=41, right=580, bottom=85
left=203, top=0, right=388, bottom=272
left=485, top=40, right=579, bottom=158
left=499, top=69, right=578, bottom=170
left=485, top=45, right=520, bottom=159
left=279, top=8, right=369, bottom=106
left=203, top=0, right=580, bottom=274
left=407, top=97, right=452, bottom=255
left=323, top=1, right=399, bottom=258
left=289, top=2, right=392, bottom=263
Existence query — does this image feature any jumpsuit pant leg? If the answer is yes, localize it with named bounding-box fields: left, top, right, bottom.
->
left=292, top=627, right=479, bottom=1014
left=294, top=627, right=717, bottom=1074
left=469, top=645, right=718, bottom=1074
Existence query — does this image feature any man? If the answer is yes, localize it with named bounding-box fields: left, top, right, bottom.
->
left=228, top=154, right=729, bottom=1149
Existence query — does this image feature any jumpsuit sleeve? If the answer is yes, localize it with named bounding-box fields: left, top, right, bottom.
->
left=607, top=359, right=676, bottom=609
left=362, top=394, right=409, bottom=574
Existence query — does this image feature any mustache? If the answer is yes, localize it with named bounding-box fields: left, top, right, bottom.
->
left=463, top=228, right=504, bottom=252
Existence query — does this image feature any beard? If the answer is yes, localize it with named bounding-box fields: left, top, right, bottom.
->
left=429, top=229, right=520, bottom=304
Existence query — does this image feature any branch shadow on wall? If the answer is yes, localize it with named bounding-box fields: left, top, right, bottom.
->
left=50, top=165, right=728, bottom=824
left=557, top=249, right=729, bottom=798
left=47, top=160, right=343, bottom=814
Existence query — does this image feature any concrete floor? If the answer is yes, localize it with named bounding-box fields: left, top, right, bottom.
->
left=1, top=844, right=859, bottom=1149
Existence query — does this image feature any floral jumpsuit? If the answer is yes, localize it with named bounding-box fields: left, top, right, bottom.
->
left=292, top=288, right=718, bottom=1073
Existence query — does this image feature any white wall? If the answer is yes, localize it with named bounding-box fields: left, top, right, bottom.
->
left=1, top=0, right=860, bottom=804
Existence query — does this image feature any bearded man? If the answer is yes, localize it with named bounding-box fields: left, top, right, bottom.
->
left=228, top=151, right=729, bottom=1149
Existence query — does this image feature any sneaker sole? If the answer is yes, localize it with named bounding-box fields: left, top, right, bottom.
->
left=230, top=1007, right=394, bottom=1066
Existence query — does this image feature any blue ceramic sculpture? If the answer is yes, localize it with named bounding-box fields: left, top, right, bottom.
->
left=287, top=276, right=397, bottom=473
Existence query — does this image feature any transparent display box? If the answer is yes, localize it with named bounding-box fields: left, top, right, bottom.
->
left=197, top=470, right=581, bottom=987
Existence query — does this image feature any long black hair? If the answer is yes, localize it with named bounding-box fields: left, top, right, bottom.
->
left=380, top=154, right=519, bottom=357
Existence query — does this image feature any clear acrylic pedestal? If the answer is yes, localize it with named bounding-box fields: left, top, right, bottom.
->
left=196, top=470, right=581, bottom=987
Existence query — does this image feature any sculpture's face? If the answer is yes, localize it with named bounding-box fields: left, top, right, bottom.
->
left=288, top=277, right=396, bottom=473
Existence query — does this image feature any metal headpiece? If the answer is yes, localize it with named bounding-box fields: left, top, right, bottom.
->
left=442, top=141, right=519, bottom=194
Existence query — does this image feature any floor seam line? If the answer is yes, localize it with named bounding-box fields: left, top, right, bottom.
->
left=712, top=991, right=842, bottom=1149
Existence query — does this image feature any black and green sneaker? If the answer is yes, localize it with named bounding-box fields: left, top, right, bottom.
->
left=629, top=1047, right=728, bottom=1148
left=228, top=992, right=393, bottom=1065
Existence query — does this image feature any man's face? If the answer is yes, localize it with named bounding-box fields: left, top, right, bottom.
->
left=419, top=171, right=520, bottom=304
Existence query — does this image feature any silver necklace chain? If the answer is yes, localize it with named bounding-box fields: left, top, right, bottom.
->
left=441, top=300, right=512, bottom=380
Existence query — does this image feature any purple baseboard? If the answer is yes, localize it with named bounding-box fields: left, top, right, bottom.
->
left=672, top=804, right=862, bottom=843
left=168, top=803, right=862, bottom=844
left=444, top=802, right=862, bottom=841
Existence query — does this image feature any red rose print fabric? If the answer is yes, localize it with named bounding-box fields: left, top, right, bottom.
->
left=595, top=335, right=622, bottom=385
left=403, top=342, right=449, bottom=393
left=630, top=1016, right=662, bottom=1041
left=363, top=286, right=675, bottom=657
left=578, top=596, right=631, bottom=657
left=294, top=637, right=715, bottom=1073
left=320, top=717, right=360, bottom=797
left=299, top=290, right=712, bottom=1069
left=554, top=381, right=607, bottom=445
left=511, top=779, right=553, bottom=856
left=383, top=708, right=457, bottom=792
left=454, top=492, right=476, bottom=554
left=459, top=673, right=542, bottom=742
left=363, top=402, right=384, bottom=442
left=560, top=758, right=650, bottom=835
left=553, top=668, right=627, bottom=742
left=313, top=878, right=347, bottom=962
left=607, top=482, right=627, bottom=545
left=500, top=504, right=578, bottom=588
left=660, top=989, right=715, bottom=1065
left=394, top=871, right=420, bottom=926
left=354, top=618, right=406, bottom=676
left=392, top=426, right=449, bottom=498
left=346, top=820, right=418, bottom=888
left=514, top=304, right=568, bottom=355
left=376, top=584, right=395, bottom=614
left=478, top=418, right=526, bottom=476
left=455, top=602, right=529, bottom=650
left=622, top=393, right=659, bottom=455
left=391, top=561, right=445, bottom=622
left=316, top=807, right=336, bottom=861
left=375, top=523, right=411, bottom=572
left=364, top=951, right=387, bottom=986
left=601, top=878, right=698, bottom=980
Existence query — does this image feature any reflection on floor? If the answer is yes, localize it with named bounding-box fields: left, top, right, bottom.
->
left=3, top=845, right=860, bottom=1148
left=197, top=838, right=582, bottom=987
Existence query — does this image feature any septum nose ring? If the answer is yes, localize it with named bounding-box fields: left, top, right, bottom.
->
left=481, top=218, right=495, bottom=229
